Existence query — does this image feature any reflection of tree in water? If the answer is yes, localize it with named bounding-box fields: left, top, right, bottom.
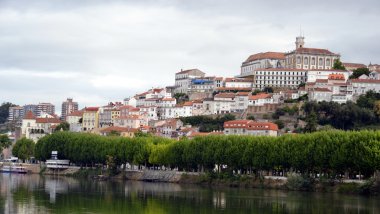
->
left=0, top=174, right=379, bottom=213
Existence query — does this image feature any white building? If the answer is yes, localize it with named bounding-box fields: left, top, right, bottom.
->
left=224, top=78, right=252, bottom=88
left=248, top=93, right=274, bottom=106
left=350, top=79, right=380, bottom=95
left=234, top=92, right=250, bottom=111
left=246, top=68, right=307, bottom=89
left=241, top=52, right=285, bottom=76
left=66, top=111, right=83, bottom=132
left=285, top=36, right=340, bottom=70
left=174, top=69, right=205, bottom=94
left=306, top=69, right=349, bottom=83
left=223, top=120, right=278, bottom=136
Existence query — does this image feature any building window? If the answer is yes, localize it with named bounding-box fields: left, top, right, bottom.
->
left=304, top=57, right=309, bottom=64
left=319, top=58, right=323, bottom=66
left=326, top=59, right=331, bottom=66
left=297, top=56, right=301, bottom=64
left=311, top=58, right=315, bottom=65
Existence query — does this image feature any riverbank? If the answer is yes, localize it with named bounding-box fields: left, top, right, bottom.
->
left=36, top=167, right=380, bottom=196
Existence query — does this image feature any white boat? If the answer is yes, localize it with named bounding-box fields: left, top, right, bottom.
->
left=46, top=151, right=70, bottom=169
left=0, top=164, right=27, bottom=174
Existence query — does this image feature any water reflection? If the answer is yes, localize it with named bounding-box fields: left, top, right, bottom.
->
left=0, top=173, right=379, bottom=214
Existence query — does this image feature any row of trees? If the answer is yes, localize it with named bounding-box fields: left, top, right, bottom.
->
left=35, top=131, right=380, bottom=178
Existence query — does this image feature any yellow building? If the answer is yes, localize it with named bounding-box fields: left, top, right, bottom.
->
left=82, top=107, right=99, bottom=131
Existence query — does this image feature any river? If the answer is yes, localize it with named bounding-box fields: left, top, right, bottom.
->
left=0, top=173, right=379, bottom=214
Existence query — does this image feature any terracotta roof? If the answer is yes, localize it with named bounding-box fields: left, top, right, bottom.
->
left=183, top=101, right=194, bottom=106
left=244, top=52, right=285, bottom=63
left=315, top=79, right=328, bottom=83
left=215, top=77, right=224, bottom=81
left=224, top=120, right=278, bottom=131
left=36, top=117, right=61, bottom=124
left=236, top=92, right=250, bottom=96
left=328, top=73, right=345, bottom=80
left=342, top=63, right=366, bottom=69
left=216, top=87, right=252, bottom=91
left=175, top=69, right=204, bottom=75
left=292, top=47, right=338, bottom=56
left=24, top=111, right=36, bottom=120
left=162, top=98, right=176, bottom=101
left=152, top=88, right=164, bottom=93
left=85, top=107, right=99, bottom=111
left=129, top=108, right=140, bottom=112
left=248, top=93, right=272, bottom=100
left=67, top=110, right=83, bottom=117
left=350, top=79, right=380, bottom=84
left=225, top=78, right=251, bottom=82
left=214, top=93, right=236, bottom=99
left=312, top=88, right=332, bottom=92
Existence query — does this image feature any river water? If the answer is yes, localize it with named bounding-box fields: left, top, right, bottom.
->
left=0, top=173, right=379, bottom=214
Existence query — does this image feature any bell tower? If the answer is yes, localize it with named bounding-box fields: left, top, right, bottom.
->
left=295, top=35, right=305, bottom=49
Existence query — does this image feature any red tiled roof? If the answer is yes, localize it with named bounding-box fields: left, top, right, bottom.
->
left=36, top=117, right=61, bottom=124
left=244, top=52, right=285, bottom=63
left=236, top=92, right=250, bottom=96
left=312, top=88, right=332, bottom=92
left=214, top=93, right=236, bottom=99
left=292, top=47, right=338, bottom=56
left=350, top=79, right=380, bottom=84
left=216, top=87, right=252, bottom=91
left=85, top=107, right=99, bottom=111
left=248, top=93, right=272, bottom=100
left=342, top=63, right=366, bottom=69
left=24, top=111, right=36, bottom=120
left=315, top=79, right=328, bottom=83
left=67, top=111, right=83, bottom=117
left=328, top=73, right=345, bottom=80
left=224, top=120, right=278, bottom=131
left=175, top=69, right=203, bottom=75
left=183, top=101, right=194, bottom=106
left=225, top=78, right=251, bottom=82
left=162, top=98, right=176, bottom=101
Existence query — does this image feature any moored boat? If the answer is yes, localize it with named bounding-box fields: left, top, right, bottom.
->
left=0, top=164, right=27, bottom=174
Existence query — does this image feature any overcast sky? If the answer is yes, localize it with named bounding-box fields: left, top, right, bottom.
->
left=1, top=0, right=379, bottom=114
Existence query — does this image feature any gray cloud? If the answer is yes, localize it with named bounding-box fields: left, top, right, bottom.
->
left=0, top=0, right=379, bottom=113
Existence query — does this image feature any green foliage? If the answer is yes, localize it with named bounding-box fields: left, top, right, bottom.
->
left=304, top=111, right=318, bottom=132
left=173, top=93, right=189, bottom=104
left=356, top=90, right=380, bottom=110
left=12, top=138, right=35, bottom=162
left=263, top=87, right=274, bottom=93
left=274, top=120, right=285, bottom=129
left=54, top=122, right=70, bottom=132
left=303, top=99, right=379, bottom=130
left=332, top=59, right=346, bottom=70
left=349, top=67, right=370, bottom=79
left=246, top=115, right=255, bottom=120
left=0, top=134, right=11, bottom=150
left=35, top=130, right=380, bottom=180
left=108, top=130, right=121, bottom=136
left=135, top=130, right=152, bottom=137
left=0, top=102, right=15, bottom=124
left=180, top=114, right=236, bottom=132
left=286, top=173, right=313, bottom=191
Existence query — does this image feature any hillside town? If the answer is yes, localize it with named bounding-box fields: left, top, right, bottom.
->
left=4, top=36, right=380, bottom=143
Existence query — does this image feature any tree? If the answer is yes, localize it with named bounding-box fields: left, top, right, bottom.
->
left=108, top=130, right=121, bottom=136
left=0, top=134, right=11, bottom=150
left=54, top=121, right=70, bottom=132
left=349, top=67, right=370, bottom=79
left=247, top=115, right=255, bottom=120
left=374, top=100, right=380, bottom=117
left=275, top=120, right=285, bottom=129
left=304, top=111, right=318, bottom=132
left=173, top=93, right=189, bottom=104
left=332, top=59, right=346, bottom=70
left=12, top=138, right=35, bottom=162
left=0, top=102, right=15, bottom=124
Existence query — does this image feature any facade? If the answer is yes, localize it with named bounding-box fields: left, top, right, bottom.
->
left=343, top=62, right=367, bottom=72
left=249, top=68, right=307, bottom=89
left=224, top=78, right=252, bottom=88
left=234, top=92, right=250, bottom=111
left=223, top=120, right=278, bottom=136
left=350, top=79, right=380, bottom=96
left=285, top=36, right=340, bottom=70
left=174, top=69, right=205, bottom=94
left=308, top=88, right=333, bottom=102
left=61, top=98, right=79, bottom=120
left=241, top=52, right=285, bottom=76
left=21, top=111, right=61, bottom=142
left=66, top=111, right=83, bottom=132
left=82, top=107, right=99, bottom=131
left=8, top=106, right=24, bottom=122
left=306, top=69, right=349, bottom=83
left=248, top=93, right=274, bottom=106
left=37, top=103, right=55, bottom=117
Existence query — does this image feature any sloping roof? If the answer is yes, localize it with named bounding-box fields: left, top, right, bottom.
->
left=236, top=92, right=250, bottom=96
left=328, top=73, right=345, bottom=80
left=36, top=117, right=61, bottom=124
left=214, top=93, right=236, bottom=99
left=67, top=110, right=83, bottom=117
left=315, top=79, right=329, bottom=83
left=292, top=47, right=338, bottom=56
left=162, top=98, right=176, bottom=101
left=85, top=107, right=99, bottom=111
left=312, top=88, right=332, bottom=92
left=244, top=52, right=285, bottom=63
left=248, top=93, right=272, bottom=100
left=175, top=69, right=204, bottom=75
left=24, top=111, right=36, bottom=120
left=350, top=79, right=380, bottom=84
left=224, top=120, right=278, bottom=131
left=342, top=62, right=366, bottom=69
